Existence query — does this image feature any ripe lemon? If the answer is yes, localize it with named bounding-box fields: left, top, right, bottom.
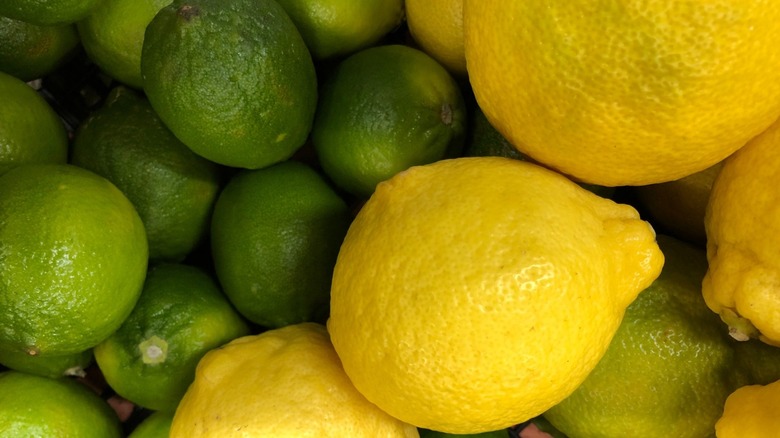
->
left=0, top=16, right=79, bottom=81
left=274, top=0, right=403, bottom=60
left=0, top=163, right=148, bottom=356
left=312, top=44, right=466, bottom=198
left=77, top=0, right=172, bottom=88
left=543, top=235, right=741, bottom=438
left=170, top=323, right=419, bottom=437
left=141, top=0, right=317, bottom=169
left=405, top=0, right=466, bottom=75
left=94, top=263, right=250, bottom=412
left=715, top=379, right=780, bottom=438
left=71, top=86, right=222, bottom=262
left=703, top=115, right=780, bottom=345
left=0, top=71, right=68, bottom=175
left=128, top=411, right=173, bottom=438
left=0, top=0, right=104, bottom=25
left=464, top=1, right=780, bottom=186
left=328, top=157, right=664, bottom=433
left=0, top=370, right=122, bottom=437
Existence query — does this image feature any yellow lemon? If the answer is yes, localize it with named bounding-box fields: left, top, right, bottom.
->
left=715, top=380, right=780, bottom=438
left=405, top=0, right=465, bottom=75
left=703, top=116, right=780, bottom=345
left=328, top=157, right=664, bottom=433
left=464, top=1, right=780, bottom=186
left=170, top=323, right=418, bottom=437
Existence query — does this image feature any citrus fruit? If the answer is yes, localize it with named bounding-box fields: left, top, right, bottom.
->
left=170, top=323, right=419, bottom=437
left=128, top=411, right=174, bottom=438
left=0, top=163, right=148, bottom=356
left=312, top=44, right=466, bottom=198
left=77, top=0, right=172, bottom=88
left=634, top=162, right=723, bottom=245
left=0, top=347, right=92, bottom=378
left=702, top=115, right=780, bottom=345
left=141, top=0, right=317, bottom=169
left=0, top=0, right=104, bottom=25
left=71, top=86, right=222, bottom=262
left=274, top=0, right=403, bottom=60
left=0, top=71, right=68, bottom=175
left=543, top=234, right=741, bottom=438
left=715, top=379, right=780, bottom=438
left=0, top=370, right=122, bottom=437
left=327, top=157, right=664, bottom=433
left=0, top=16, right=80, bottom=81
left=419, top=429, right=509, bottom=438
left=405, top=0, right=466, bottom=75
left=733, top=338, right=780, bottom=387
left=210, top=160, right=351, bottom=328
left=464, top=1, right=780, bottom=186
left=464, top=106, right=525, bottom=161
left=94, top=263, right=249, bottom=412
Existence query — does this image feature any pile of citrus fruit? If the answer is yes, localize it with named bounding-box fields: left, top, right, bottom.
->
left=2, top=1, right=780, bottom=437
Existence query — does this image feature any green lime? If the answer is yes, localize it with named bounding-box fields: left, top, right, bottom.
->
left=543, top=234, right=740, bottom=438
left=419, top=428, right=510, bottom=438
left=0, top=0, right=104, bottom=25
left=128, top=411, right=174, bottom=438
left=274, top=0, right=403, bottom=59
left=0, top=16, right=80, bottom=81
left=141, top=0, right=317, bottom=169
left=0, top=71, right=68, bottom=175
left=210, top=160, right=352, bottom=328
left=0, top=347, right=92, bottom=378
left=71, top=86, right=222, bottom=262
left=0, top=163, right=148, bottom=356
left=77, top=0, right=171, bottom=88
left=0, top=370, right=122, bottom=437
left=464, top=106, right=525, bottom=161
left=732, top=337, right=780, bottom=387
left=312, top=44, right=466, bottom=198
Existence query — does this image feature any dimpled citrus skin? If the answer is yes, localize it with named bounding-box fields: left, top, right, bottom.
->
left=715, top=380, right=780, bottom=438
left=170, top=323, right=419, bottom=438
left=703, top=117, right=780, bottom=346
left=327, top=157, right=664, bottom=433
left=406, top=0, right=466, bottom=75
left=464, top=1, right=780, bottom=186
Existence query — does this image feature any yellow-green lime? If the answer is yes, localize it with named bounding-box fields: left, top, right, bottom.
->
left=313, top=44, right=466, bottom=198
left=543, top=235, right=740, bottom=438
left=210, top=160, right=352, bottom=328
left=0, top=370, right=122, bottom=437
left=77, top=0, right=172, bottom=88
left=0, top=71, right=68, bottom=175
left=94, top=263, right=249, bottom=412
left=732, top=338, right=780, bottom=387
left=128, top=411, right=174, bottom=438
left=0, top=347, right=92, bottom=378
left=141, top=0, right=317, bottom=169
left=0, top=163, right=148, bottom=356
left=274, top=0, right=403, bottom=60
left=0, top=16, right=79, bottom=81
left=71, top=86, right=222, bottom=262
left=0, top=0, right=105, bottom=25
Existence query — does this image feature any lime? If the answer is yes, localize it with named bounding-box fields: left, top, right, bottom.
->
left=0, top=347, right=92, bottom=378
left=419, top=429, right=510, bottom=438
left=312, top=44, right=466, bottom=198
left=210, top=160, right=352, bottom=328
left=128, top=411, right=174, bottom=438
left=0, top=16, right=80, bottom=81
left=141, top=0, right=317, bottom=169
left=71, top=86, right=222, bottom=262
left=0, top=71, right=68, bottom=175
left=0, top=370, right=122, bottom=437
left=0, top=163, right=148, bottom=356
left=0, top=0, right=105, bottom=25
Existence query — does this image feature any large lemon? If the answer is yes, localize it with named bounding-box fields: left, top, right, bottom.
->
left=327, top=157, right=664, bottom=433
left=464, top=1, right=780, bottom=186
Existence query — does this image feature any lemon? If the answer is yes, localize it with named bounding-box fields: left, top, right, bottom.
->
left=0, top=16, right=80, bottom=82
left=405, top=0, right=466, bottom=75
left=0, top=347, right=92, bottom=378
left=71, top=86, right=222, bottom=262
left=703, top=114, right=780, bottom=345
left=0, top=0, right=104, bottom=25
left=543, top=235, right=741, bottom=438
left=128, top=411, right=173, bottom=438
left=170, top=323, right=419, bottom=437
left=464, top=1, right=780, bottom=186
left=274, top=0, right=403, bottom=60
left=328, top=157, right=664, bottom=433
left=0, top=71, right=68, bottom=175
left=210, top=160, right=351, bottom=328
left=0, top=370, right=122, bottom=437
left=0, top=163, right=148, bottom=356
left=715, top=380, right=780, bottom=438
left=141, top=0, right=317, bottom=169
left=313, top=44, right=466, bottom=198
left=94, top=263, right=250, bottom=412
left=77, top=0, right=172, bottom=88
